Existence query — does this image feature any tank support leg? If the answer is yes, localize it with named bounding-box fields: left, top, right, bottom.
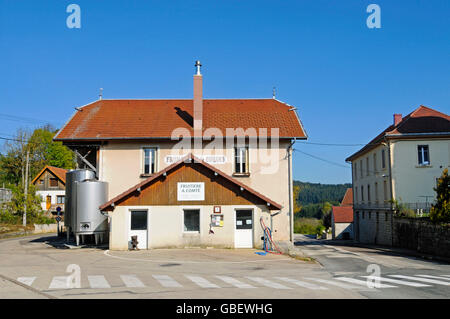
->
left=95, top=234, right=99, bottom=245
left=76, top=234, right=80, bottom=246
left=66, top=227, right=70, bottom=242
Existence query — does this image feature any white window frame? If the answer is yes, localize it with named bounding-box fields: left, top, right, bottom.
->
left=234, top=146, right=249, bottom=174
left=141, top=146, right=158, bottom=175
left=417, top=145, right=430, bottom=166
left=182, top=206, right=202, bottom=234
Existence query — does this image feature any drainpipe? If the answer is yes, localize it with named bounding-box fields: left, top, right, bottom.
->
left=385, top=138, right=394, bottom=246
left=287, top=138, right=296, bottom=243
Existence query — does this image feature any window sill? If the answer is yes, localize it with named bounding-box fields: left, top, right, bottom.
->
left=232, top=173, right=251, bottom=177
left=183, top=232, right=200, bottom=236
left=416, top=164, right=432, bottom=168
left=140, top=173, right=155, bottom=178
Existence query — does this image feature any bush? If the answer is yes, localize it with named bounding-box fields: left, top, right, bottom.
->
left=294, top=218, right=324, bottom=235
left=430, top=169, right=450, bottom=223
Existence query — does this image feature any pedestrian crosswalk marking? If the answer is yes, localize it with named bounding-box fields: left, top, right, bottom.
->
left=17, top=277, right=36, bottom=287
left=305, top=278, right=361, bottom=289
left=389, top=275, right=450, bottom=286
left=246, top=277, right=292, bottom=289
left=415, top=275, right=450, bottom=281
left=361, top=276, right=430, bottom=287
left=185, top=275, right=220, bottom=288
left=88, top=275, right=111, bottom=289
left=152, top=275, right=183, bottom=288
left=335, top=277, right=397, bottom=288
left=275, top=277, right=327, bottom=290
left=49, top=276, right=69, bottom=289
left=120, top=275, right=145, bottom=288
left=215, top=276, right=256, bottom=289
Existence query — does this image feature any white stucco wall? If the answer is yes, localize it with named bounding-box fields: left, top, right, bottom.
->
left=391, top=138, right=450, bottom=204
left=109, top=204, right=271, bottom=250
left=99, top=140, right=292, bottom=241
left=36, top=190, right=65, bottom=211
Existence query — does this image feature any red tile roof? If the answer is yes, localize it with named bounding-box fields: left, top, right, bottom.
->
left=54, top=99, right=307, bottom=141
left=346, top=105, right=450, bottom=161
left=99, top=153, right=282, bottom=211
left=340, top=188, right=353, bottom=206
left=31, top=166, right=68, bottom=185
left=332, top=206, right=354, bottom=223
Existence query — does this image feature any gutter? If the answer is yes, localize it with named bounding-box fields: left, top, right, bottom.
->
left=287, top=138, right=296, bottom=243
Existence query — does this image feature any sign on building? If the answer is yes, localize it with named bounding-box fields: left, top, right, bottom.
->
left=177, top=182, right=205, bottom=201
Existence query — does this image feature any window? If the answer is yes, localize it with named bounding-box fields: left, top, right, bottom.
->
left=369, top=212, right=371, bottom=219
left=39, top=179, right=44, bottom=185
left=49, top=178, right=58, bottom=187
left=367, top=184, right=371, bottom=203
left=131, top=210, right=147, bottom=230
left=234, top=147, right=249, bottom=174
left=373, top=153, right=377, bottom=173
left=418, top=145, right=430, bottom=165
left=381, top=149, right=386, bottom=169
left=183, top=209, right=200, bottom=232
left=374, top=182, right=378, bottom=203
left=366, top=157, right=370, bottom=176
left=361, top=186, right=364, bottom=202
left=360, top=160, right=363, bottom=178
left=354, top=163, right=357, bottom=181
left=57, top=195, right=65, bottom=204
left=236, top=209, right=252, bottom=229
left=383, top=180, right=388, bottom=202
left=355, top=187, right=358, bottom=204
left=143, top=148, right=157, bottom=175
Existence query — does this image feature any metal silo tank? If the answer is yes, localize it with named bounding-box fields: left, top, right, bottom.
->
left=65, top=169, right=95, bottom=229
left=75, top=180, right=109, bottom=234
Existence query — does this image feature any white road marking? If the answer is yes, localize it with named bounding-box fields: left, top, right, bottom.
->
left=275, top=277, right=327, bottom=290
left=152, top=275, right=183, bottom=288
left=246, top=277, right=292, bottom=289
left=17, top=277, right=36, bottom=286
left=49, top=276, right=69, bottom=289
left=361, top=276, right=430, bottom=287
left=335, top=277, right=396, bottom=288
left=415, top=275, right=450, bottom=281
left=185, top=275, right=220, bottom=288
left=215, top=276, right=256, bottom=289
left=389, top=275, right=450, bottom=286
left=120, top=275, right=145, bottom=288
left=305, top=278, right=362, bottom=289
left=88, top=275, right=111, bottom=289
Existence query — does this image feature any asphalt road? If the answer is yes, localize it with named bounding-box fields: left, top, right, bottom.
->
left=294, top=234, right=450, bottom=299
left=0, top=233, right=449, bottom=299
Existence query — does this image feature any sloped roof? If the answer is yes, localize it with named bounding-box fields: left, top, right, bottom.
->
left=340, top=188, right=353, bottom=206
left=54, top=99, right=307, bottom=141
left=346, top=105, right=450, bottom=161
left=31, top=166, right=68, bottom=185
left=332, top=206, right=354, bottom=223
left=99, top=153, right=282, bottom=211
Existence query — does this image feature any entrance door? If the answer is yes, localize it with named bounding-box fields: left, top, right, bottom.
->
left=234, top=209, right=253, bottom=248
left=46, top=196, right=51, bottom=210
left=129, top=210, right=148, bottom=249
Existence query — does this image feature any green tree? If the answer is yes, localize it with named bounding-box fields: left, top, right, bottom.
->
left=0, top=125, right=75, bottom=186
left=321, top=202, right=333, bottom=229
left=430, top=169, right=450, bottom=223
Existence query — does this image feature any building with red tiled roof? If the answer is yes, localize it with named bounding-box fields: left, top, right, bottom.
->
left=346, top=105, right=449, bottom=246
left=32, top=165, right=68, bottom=215
left=331, top=188, right=354, bottom=240
left=54, top=62, right=307, bottom=250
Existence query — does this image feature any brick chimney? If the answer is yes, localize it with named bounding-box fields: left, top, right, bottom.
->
left=393, top=113, right=402, bottom=126
left=193, top=60, right=203, bottom=134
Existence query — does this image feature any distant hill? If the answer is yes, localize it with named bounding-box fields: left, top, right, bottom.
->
left=294, top=181, right=351, bottom=205
left=294, top=181, right=352, bottom=219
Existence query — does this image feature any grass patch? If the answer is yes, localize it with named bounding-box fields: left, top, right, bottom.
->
left=294, top=218, right=324, bottom=235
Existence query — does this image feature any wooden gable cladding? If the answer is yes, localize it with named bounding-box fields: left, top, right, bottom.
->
left=118, top=163, right=265, bottom=207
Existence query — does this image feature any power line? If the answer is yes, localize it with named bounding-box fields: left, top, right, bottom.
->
left=0, top=113, right=63, bottom=125
left=293, top=148, right=351, bottom=169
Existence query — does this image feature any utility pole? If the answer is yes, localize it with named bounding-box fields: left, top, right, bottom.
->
left=23, top=149, right=29, bottom=227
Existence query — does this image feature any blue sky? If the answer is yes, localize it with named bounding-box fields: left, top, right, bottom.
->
left=0, top=0, right=449, bottom=184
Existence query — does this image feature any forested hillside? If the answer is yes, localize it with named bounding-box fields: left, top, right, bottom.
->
left=293, top=181, right=351, bottom=220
